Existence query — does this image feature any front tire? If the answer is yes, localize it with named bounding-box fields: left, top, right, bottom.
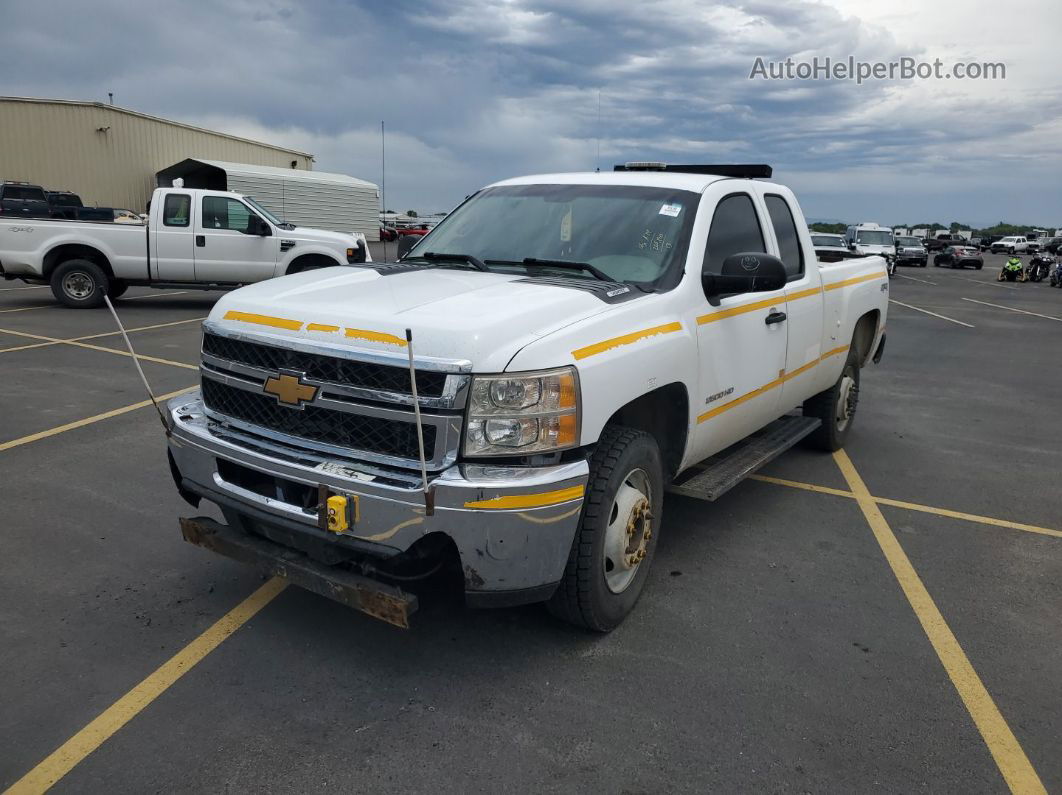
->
left=107, top=280, right=129, bottom=299
left=547, top=426, right=664, bottom=632
left=803, top=347, right=860, bottom=452
left=50, top=259, right=110, bottom=308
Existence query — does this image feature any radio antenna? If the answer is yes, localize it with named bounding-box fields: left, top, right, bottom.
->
left=404, top=328, right=434, bottom=515
left=104, top=295, right=169, bottom=433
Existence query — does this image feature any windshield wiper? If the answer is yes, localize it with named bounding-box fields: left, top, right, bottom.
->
left=415, top=252, right=489, bottom=271
left=485, top=257, right=614, bottom=282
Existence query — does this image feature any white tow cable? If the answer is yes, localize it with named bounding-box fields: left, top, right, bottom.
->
left=103, top=295, right=170, bottom=432
left=405, top=328, right=435, bottom=516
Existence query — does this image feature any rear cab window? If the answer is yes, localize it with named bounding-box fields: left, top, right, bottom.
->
left=764, top=194, right=804, bottom=280
left=163, top=194, right=191, bottom=227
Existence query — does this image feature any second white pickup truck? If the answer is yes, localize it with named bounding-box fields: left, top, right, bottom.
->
left=0, top=187, right=369, bottom=307
left=166, top=163, right=889, bottom=631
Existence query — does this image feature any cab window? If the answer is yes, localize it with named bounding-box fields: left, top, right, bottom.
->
left=162, top=194, right=190, bottom=227
left=702, top=193, right=766, bottom=281
left=202, top=196, right=252, bottom=232
left=764, top=195, right=804, bottom=279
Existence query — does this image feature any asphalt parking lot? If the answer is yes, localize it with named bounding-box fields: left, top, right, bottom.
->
left=1, top=250, right=1059, bottom=793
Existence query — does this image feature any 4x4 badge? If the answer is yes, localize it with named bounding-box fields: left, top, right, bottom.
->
left=263, top=370, right=318, bottom=408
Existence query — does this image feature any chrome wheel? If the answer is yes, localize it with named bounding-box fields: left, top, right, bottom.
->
left=62, top=271, right=95, bottom=300
left=602, top=468, right=653, bottom=594
left=835, top=368, right=859, bottom=432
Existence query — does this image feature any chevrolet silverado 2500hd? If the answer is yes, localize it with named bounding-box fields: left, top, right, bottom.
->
left=0, top=187, right=368, bottom=307
left=167, top=164, right=888, bottom=631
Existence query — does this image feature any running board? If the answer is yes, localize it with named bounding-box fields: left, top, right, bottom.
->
left=668, top=415, right=821, bottom=502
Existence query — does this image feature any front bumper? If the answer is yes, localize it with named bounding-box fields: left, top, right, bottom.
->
left=166, top=392, right=589, bottom=603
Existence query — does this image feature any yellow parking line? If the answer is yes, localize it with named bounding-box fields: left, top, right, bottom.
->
left=0, top=386, right=195, bottom=453
left=833, top=450, right=1046, bottom=795
left=0, top=327, right=197, bottom=370
left=0, top=316, right=205, bottom=354
left=4, top=578, right=287, bottom=794
left=747, top=474, right=1061, bottom=539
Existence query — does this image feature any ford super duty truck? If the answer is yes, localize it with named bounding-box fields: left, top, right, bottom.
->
left=0, top=187, right=369, bottom=308
left=166, top=163, right=888, bottom=631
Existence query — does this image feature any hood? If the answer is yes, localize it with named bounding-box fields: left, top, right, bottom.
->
left=209, top=265, right=619, bottom=372
left=287, top=226, right=358, bottom=246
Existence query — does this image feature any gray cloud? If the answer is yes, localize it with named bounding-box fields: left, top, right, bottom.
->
left=2, top=0, right=1059, bottom=225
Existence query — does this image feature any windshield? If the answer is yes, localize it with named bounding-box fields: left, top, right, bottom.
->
left=406, top=184, right=699, bottom=286
left=897, top=237, right=921, bottom=246
left=811, top=235, right=845, bottom=246
left=856, top=231, right=894, bottom=245
left=242, top=196, right=282, bottom=226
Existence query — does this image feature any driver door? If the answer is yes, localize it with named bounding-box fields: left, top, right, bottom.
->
left=689, top=189, right=789, bottom=461
left=193, top=195, right=278, bottom=283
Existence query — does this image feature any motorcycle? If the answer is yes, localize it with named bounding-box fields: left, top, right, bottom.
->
left=998, top=258, right=1025, bottom=282
left=1026, top=254, right=1053, bottom=283
left=1050, top=260, right=1062, bottom=288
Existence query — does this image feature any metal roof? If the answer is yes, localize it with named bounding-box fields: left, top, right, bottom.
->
left=0, top=96, right=313, bottom=158
left=188, top=158, right=377, bottom=189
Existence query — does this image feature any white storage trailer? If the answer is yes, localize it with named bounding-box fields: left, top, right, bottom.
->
left=156, top=158, right=379, bottom=239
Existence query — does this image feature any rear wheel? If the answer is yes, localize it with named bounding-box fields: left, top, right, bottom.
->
left=50, top=259, right=110, bottom=308
left=803, top=347, right=860, bottom=452
left=547, top=426, right=663, bottom=632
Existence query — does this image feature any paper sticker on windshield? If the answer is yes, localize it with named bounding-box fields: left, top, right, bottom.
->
left=658, top=204, right=682, bottom=217
left=560, top=206, right=572, bottom=242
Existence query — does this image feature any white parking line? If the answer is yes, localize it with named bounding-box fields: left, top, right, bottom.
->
left=961, top=297, right=1062, bottom=323
left=889, top=299, right=974, bottom=328
left=948, top=274, right=1017, bottom=290
left=896, top=274, right=938, bottom=285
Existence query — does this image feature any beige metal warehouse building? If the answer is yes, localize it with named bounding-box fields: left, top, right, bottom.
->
left=0, top=96, right=314, bottom=215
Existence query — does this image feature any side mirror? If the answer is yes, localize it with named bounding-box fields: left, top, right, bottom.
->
left=243, top=215, right=270, bottom=236
left=349, top=238, right=367, bottom=263
left=396, top=234, right=419, bottom=260
left=702, top=252, right=786, bottom=300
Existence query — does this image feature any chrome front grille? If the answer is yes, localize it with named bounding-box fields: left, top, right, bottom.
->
left=199, top=324, right=469, bottom=470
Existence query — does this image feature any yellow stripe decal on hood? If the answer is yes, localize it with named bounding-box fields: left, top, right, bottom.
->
left=464, top=485, right=586, bottom=510
left=344, top=328, right=408, bottom=347
left=571, top=322, right=682, bottom=361
left=697, top=344, right=850, bottom=423
left=223, top=311, right=302, bottom=331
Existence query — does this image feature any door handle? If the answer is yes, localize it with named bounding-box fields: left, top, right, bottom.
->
left=765, top=310, right=787, bottom=325
left=195, top=235, right=205, bottom=247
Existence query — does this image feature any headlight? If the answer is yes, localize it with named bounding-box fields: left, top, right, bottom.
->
left=464, top=367, right=580, bottom=457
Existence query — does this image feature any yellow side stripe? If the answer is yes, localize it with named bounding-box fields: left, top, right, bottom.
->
left=824, top=270, right=886, bottom=291
left=306, top=323, right=340, bottom=333
left=464, top=485, right=586, bottom=510
left=696, top=344, right=849, bottom=423
left=223, top=311, right=302, bottom=331
left=571, top=322, right=682, bottom=361
left=344, top=328, right=408, bottom=347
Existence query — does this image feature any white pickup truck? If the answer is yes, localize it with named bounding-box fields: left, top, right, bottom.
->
left=0, top=187, right=369, bottom=307
left=167, top=164, right=888, bottom=630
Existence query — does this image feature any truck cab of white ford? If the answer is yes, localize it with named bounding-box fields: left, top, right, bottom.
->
left=0, top=187, right=368, bottom=307
left=167, top=164, right=888, bottom=630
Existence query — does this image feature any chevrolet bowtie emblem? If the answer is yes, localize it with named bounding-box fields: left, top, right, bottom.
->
left=263, top=371, right=318, bottom=408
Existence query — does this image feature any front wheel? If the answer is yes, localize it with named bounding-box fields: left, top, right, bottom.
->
left=803, top=347, right=860, bottom=452
left=50, top=259, right=110, bottom=308
left=547, top=426, right=663, bottom=632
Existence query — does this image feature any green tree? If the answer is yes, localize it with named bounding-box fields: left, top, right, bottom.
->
left=406, top=210, right=418, bottom=218
left=808, top=222, right=846, bottom=234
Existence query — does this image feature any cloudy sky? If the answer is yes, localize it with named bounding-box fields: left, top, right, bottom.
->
left=3, top=0, right=1060, bottom=227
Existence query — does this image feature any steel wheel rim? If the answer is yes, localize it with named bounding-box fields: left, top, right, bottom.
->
left=62, top=271, right=94, bottom=300
left=836, top=369, right=858, bottom=432
left=602, top=468, right=653, bottom=594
